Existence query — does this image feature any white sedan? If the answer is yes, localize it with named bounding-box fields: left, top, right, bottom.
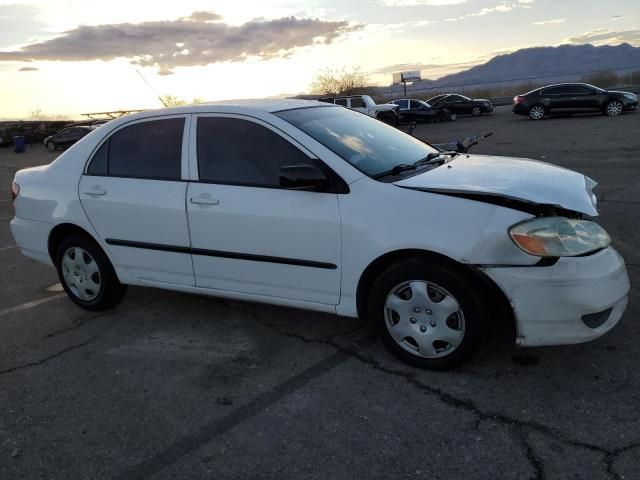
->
left=9, top=100, right=630, bottom=369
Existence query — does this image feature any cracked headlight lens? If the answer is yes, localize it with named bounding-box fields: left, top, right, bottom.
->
left=509, top=217, right=611, bottom=257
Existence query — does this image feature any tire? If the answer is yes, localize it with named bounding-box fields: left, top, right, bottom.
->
left=46, top=141, right=55, bottom=151
left=55, top=234, right=127, bottom=311
left=471, top=105, right=482, bottom=117
left=605, top=100, right=623, bottom=116
left=368, top=258, right=486, bottom=370
left=378, top=112, right=399, bottom=127
left=449, top=113, right=457, bottom=122
left=529, top=104, right=545, bottom=120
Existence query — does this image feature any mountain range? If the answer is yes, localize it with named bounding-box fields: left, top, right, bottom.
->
left=383, top=43, right=640, bottom=94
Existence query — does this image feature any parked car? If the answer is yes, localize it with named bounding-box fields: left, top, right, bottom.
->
left=427, top=94, right=493, bottom=116
left=10, top=100, right=629, bottom=369
left=320, top=95, right=399, bottom=125
left=43, top=126, right=94, bottom=151
left=387, top=99, right=455, bottom=123
left=513, top=83, right=639, bottom=120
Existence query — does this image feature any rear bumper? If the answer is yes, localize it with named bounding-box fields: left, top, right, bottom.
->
left=10, top=217, right=53, bottom=265
left=512, top=103, right=528, bottom=115
left=483, top=247, right=629, bottom=347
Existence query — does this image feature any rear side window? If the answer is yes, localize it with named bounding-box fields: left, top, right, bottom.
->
left=197, top=117, right=314, bottom=188
left=395, top=100, right=409, bottom=109
left=335, top=98, right=348, bottom=106
left=350, top=97, right=366, bottom=108
left=87, top=118, right=184, bottom=180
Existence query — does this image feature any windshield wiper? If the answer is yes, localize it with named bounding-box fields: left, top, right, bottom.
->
left=372, top=163, right=417, bottom=179
left=414, top=150, right=459, bottom=166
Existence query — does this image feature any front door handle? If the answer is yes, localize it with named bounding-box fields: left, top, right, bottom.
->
left=190, top=195, right=220, bottom=206
left=83, top=187, right=106, bottom=196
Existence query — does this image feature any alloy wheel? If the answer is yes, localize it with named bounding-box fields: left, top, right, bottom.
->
left=529, top=105, right=545, bottom=120
left=61, top=247, right=102, bottom=301
left=384, top=280, right=465, bottom=359
left=472, top=106, right=481, bottom=117
left=607, top=101, right=623, bottom=116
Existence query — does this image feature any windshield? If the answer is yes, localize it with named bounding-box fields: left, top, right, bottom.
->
left=276, top=106, right=437, bottom=178
left=419, top=100, right=431, bottom=108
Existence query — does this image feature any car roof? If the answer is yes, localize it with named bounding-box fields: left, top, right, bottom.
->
left=120, top=99, right=337, bottom=122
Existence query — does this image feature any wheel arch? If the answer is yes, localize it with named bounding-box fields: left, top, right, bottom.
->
left=355, top=249, right=516, bottom=343
left=48, top=222, right=100, bottom=262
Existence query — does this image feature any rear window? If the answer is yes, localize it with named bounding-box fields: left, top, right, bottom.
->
left=87, top=118, right=184, bottom=180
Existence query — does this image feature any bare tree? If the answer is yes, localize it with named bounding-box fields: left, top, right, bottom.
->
left=160, top=94, right=187, bottom=107
left=583, top=70, right=620, bottom=88
left=29, top=105, right=45, bottom=120
left=310, top=67, right=370, bottom=96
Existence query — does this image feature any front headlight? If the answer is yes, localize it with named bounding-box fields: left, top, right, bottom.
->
left=509, top=217, right=611, bottom=257
left=624, top=93, right=637, bottom=100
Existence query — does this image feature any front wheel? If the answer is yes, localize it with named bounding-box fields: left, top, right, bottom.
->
left=529, top=104, right=545, bottom=120
left=46, top=141, right=55, bottom=151
left=55, top=234, right=127, bottom=311
left=605, top=100, right=623, bottom=116
left=368, top=258, right=485, bottom=370
left=471, top=105, right=482, bottom=117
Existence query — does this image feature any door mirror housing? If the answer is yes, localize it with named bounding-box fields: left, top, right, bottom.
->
left=279, top=164, right=328, bottom=190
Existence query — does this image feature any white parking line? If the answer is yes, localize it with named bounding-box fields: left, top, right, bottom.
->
left=0, top=294, right=65, bottom=319
left=0, top=245, right=18, bottom=251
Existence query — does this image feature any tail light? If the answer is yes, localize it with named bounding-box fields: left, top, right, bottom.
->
left=514, top=95, right=525, bottom=104
left=11, top=182, right=20, bottom=201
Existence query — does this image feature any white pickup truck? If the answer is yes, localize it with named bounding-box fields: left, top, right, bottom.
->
left=320, top=95, right=399, bottom=125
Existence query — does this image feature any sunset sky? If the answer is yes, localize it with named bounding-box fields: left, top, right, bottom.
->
left=0, top=0, right=638, bottom=118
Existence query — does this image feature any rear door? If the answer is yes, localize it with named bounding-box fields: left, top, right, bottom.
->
left=79, top=115, right=194, bottom=286
left=542, top=86, right=572, bottom=111
left=349, top=97, right=368, bottom=115
left=186, top=114, right=342, bottom=305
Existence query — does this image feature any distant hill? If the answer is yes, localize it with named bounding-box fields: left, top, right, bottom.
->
left=384, top=43, right=640, bottom=95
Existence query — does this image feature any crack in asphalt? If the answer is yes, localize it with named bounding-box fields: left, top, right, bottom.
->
left=0, top=325, right=113, bottom=376
left=261, top=323, right=640, bottom=480
left=518, top=429, right=545, bottom=480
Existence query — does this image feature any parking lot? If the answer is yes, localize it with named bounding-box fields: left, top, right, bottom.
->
left=1, top=106, right=639, bottom=479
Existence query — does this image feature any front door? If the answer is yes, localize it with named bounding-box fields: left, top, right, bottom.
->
left=79, top=115, right=194, bottom=286
left=187, top=114, right=342, bottom=305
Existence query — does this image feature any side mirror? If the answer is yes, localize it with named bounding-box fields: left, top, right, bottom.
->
left=279, top=164, right=328, bottom=190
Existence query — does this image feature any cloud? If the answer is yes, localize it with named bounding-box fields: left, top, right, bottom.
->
left=380, top=0, right=467, bottom=5
left=371, top=60, right=480, bottom=75
left=18, top=66, right=38, bottom=71
left=565, top=28, right=640, bottom=47
left=0, top=11, right=358, bottom=74
left=444, top=1, right=534, bottom=22
left=531, top=18, right=567, bottom=26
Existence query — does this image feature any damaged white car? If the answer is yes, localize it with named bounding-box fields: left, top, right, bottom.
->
left=10, top=100, right=630, bottom=369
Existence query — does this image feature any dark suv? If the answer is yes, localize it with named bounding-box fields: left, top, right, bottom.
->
left=513, top=83, right=638, bottom=120
left=43, top=126, right=94, bottom=151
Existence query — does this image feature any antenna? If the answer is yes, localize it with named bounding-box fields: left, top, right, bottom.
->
left=135, top=69, right=167, bottom=107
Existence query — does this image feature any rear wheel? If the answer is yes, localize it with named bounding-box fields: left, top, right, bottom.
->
left=449, top=113, right=457, bottom=122
left=368, top=258, right=485, bottom=370
left=529, top=104, right=545, bottom=120
left=55, top=234, right=127, bottom=310
left=605, top=100, right=623, bottom=116
left=471, top=105, right=482, bottom=117
left=46, top=141, right=55, bottom=151
left=378, top=112, right=399, bottom=127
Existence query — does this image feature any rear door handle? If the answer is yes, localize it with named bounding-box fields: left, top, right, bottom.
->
left=190, top=195, right=220, bottom=206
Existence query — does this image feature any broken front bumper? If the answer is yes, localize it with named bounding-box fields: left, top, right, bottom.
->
left=483, top=247, right=630, bottom=347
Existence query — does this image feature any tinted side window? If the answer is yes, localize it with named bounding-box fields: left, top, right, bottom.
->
left=87, top=140, right=108, bottom=176
left=396, top=100, right=409, bottom=109
left=335, top=98, right=348, bottom=106
left=543, top=86, right=568, bottom=95
left=108, top=118, right=184, bottom=180
left=350, top=97, right=366, bottom=108
left=197, top=117, right=314, bottom=187
left=410, top=100, right=422, bottom=109
left=572, top=85, right=593, bottom=94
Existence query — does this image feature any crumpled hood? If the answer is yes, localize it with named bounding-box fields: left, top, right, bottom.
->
left=394, top=154, right=598, bottom=216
